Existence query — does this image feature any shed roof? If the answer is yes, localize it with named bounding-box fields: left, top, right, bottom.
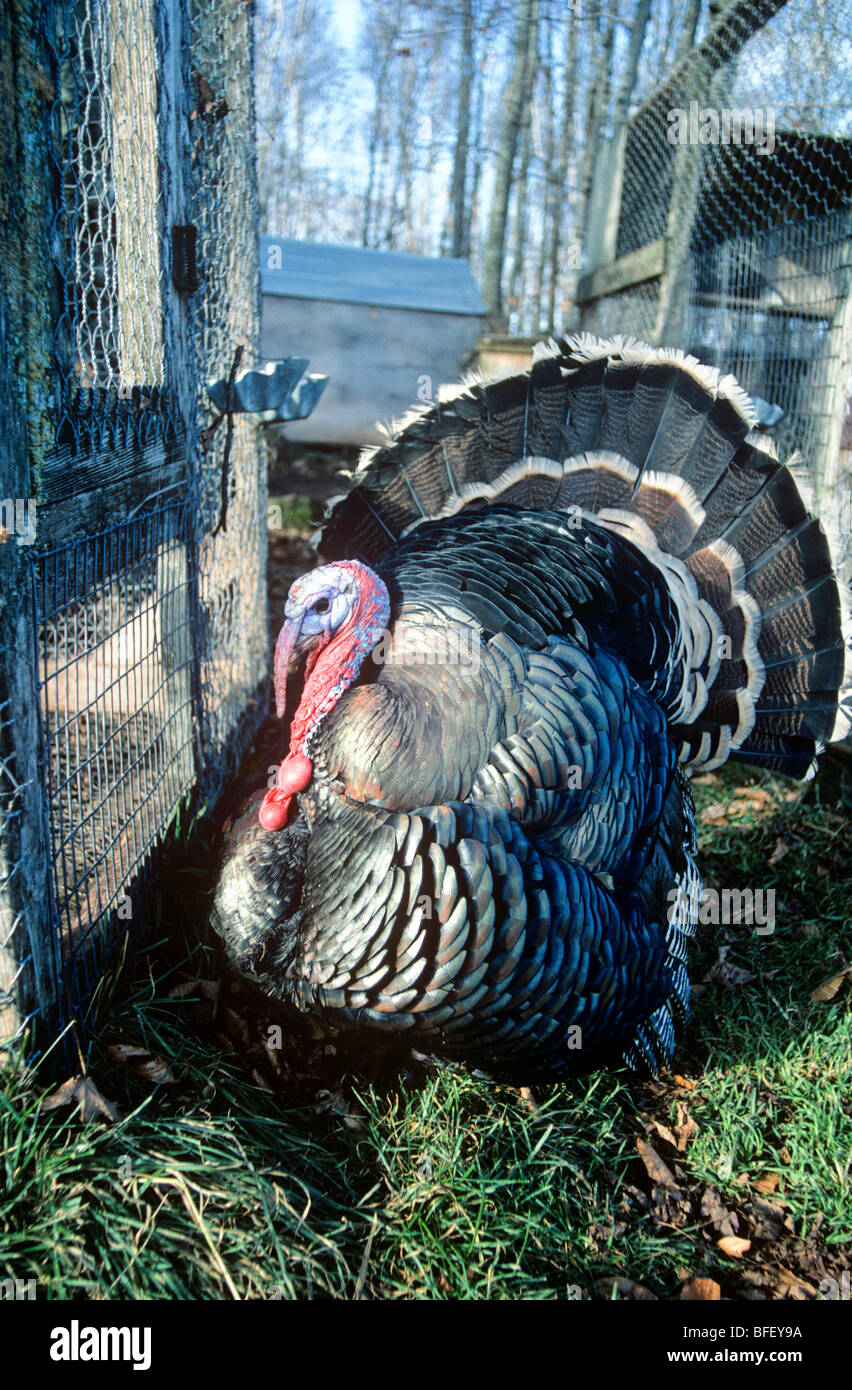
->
left=260, top=236, right=486, bottom=315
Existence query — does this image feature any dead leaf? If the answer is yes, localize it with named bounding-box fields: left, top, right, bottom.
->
left=596, top=1276, right=656, bottom=1300
left=314, top=1089, right=363, bottom=1131
left=748, top=1197, right=793, bottom=1242
left=674, top=1103, right=699, bottom=1152
left=701, top=1186, right=739, bottom=1237
left=680, top=1278, right=721, bottom=1300
left=701, top=802, right=728, bottom=824
left=768, top=838, right=791, bottom=865
left=133, top=1056, right=177, bottom=1085
left=717, top=1235, right=751, bottom=1258
left=810, top=967, right=851, bottom=1002
left=223, top=1005, right=251, bottom=1048
left=635, top=1137, right=676, bottom=1187
left=779, top=1146, right=793, bottom=1165
left=753, top=1172, right=781, bottom=1194
left=167, top=980, right=200, bottom=999
left=41, top=1075, right=119, bottom=1124
left=518, top=1085, right=539, bottom=1115
left=262, top=1036, right=283, bottom=1074
left=674, top=1074, right=697, bottom=1091
left=649, top=1119, right=678, bottom=1149
left=703, top=945, right=756, bottom=989
left=106, top=1044, right=177, bottom=1085
left=775, top=1265, right=819, bottom=1300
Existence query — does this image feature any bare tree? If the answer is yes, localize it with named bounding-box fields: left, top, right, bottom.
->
left=481, top=0, right=540, bottom=324
left=254, top=0, right=348, bottom=238
left=449, top=0, right=475, bottom=258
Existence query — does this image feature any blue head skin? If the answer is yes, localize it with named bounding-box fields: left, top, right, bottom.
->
left=273, top=560, right=391, bottom=735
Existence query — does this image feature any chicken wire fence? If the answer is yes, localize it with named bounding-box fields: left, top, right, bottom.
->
left=578, top=0, right=852, bottom=575
left=0, top=0, right=269, bottom=1056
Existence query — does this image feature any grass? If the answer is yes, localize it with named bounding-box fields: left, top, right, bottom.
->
left=0, top=764, right=849, bottom=1301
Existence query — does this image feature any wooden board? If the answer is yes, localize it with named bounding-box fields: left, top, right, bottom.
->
left=261, top=297, right=484, bottom=445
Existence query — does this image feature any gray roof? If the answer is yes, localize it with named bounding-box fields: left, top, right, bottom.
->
left=260, top=236, right=486, bottom=316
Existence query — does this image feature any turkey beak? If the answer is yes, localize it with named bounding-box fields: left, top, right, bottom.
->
left=273, top=617, right=303, bottom=720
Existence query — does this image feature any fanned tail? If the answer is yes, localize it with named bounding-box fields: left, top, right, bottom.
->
left=320, top=334, right=850, bottom=781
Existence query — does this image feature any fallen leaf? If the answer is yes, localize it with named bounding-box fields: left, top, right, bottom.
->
left=223, top=1005, right=251, bottom=1048
left=746, top=1198, right=791, bottom=1243
left=518, top=1085, right=539, bottom=1115
left=717, top=1235, right=751, bottom=1258
left=810, top=967, right=851, bottom=1002
left=753, top=1172, right=781, bottom=1194
left=262, top=1036, right=283, bottom=1074
left=649, top=1119, right=678, bottom=1149
left=596, top=1276, right=656, bottom=1301
left=41, top=1075, right=119, bottom=1123
left=167, top=979, right=200, bottom=999
left=133, top=1055, right=177, bottom=1085
left=768, top=838, right=791, bottom=865
left=701, top=802, right=728, bottom=824
left=774, top=1265, right=819, bottom=1300
left=680, top=1278, right=721, bottom=1300
left=703, top=945, right=756, bottom=989
left=674, top=1103, right=699, bottom=1151
left=701, top=1186, right=739, bottom=1237
left=106, top=1044, right=177, bottom=1085
left=635, top=1137, right=676, bottom=1187
left=314, top=1089, right=363, bottom=1131
left=673, top=1074, right=697, bottom=1091
left=779, top=1146, right=793, bottom=1165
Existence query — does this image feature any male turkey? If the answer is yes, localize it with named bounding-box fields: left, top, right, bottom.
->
left=211, top=335, right=849, bottom=1079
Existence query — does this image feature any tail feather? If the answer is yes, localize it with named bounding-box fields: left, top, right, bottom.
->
left=320, top=334, right=849, bottom=781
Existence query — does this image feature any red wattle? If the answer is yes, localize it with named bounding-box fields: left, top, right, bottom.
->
left=258, top=791, right=292, bottom=831
left=257, top=753, right=313, bottom=830
left=277, top=753, right=313, bottom=796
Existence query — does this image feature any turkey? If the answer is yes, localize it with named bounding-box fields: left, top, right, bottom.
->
left=211, top=335, right=849, bottom=1079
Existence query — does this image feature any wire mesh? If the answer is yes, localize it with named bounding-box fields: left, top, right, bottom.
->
left=34, top=504, right=196, bottom=1022
left=0, top=0, right=268, bottom=1047
left=0, top=632, right=38, bottom=1050
left=47, top=0, right=178, bottom=453
left=584, top=0, right=852, bottom=555
left=186, top=0, right=269, bottom=798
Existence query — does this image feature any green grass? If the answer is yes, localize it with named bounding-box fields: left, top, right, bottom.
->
left=0, top=765, right=849, bottom=1300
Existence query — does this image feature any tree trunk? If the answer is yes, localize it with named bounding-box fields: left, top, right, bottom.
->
left=532, top=30, right=554, bottom=334
left=578, top=8, right=616, bottom=255
left=676, top=0, right=703, bottom=60
left=450, top=0, right=475, bottom=259
left=547, top=10, right=579, bottom=334
left=481, top=0, right=539, bottom=324
left=506, top=12, right=539, bottom=325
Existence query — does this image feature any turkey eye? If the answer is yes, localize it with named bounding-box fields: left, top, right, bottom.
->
left=313, top=597, right=330, bottom=613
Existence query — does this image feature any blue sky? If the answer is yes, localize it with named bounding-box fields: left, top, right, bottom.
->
left=331, top=0, right=362, bottom=48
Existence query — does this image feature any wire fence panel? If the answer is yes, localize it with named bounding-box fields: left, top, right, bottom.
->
left=34, top=505, right=196, bottom=1026
left=0, top=0, right=267, bottom=1054
left=579, top=0, right=852, bottom=574
left=187, top=0, right=269, bottom=800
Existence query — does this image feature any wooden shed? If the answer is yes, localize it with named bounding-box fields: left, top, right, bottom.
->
left=260, top=237, right=486, bottom=445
